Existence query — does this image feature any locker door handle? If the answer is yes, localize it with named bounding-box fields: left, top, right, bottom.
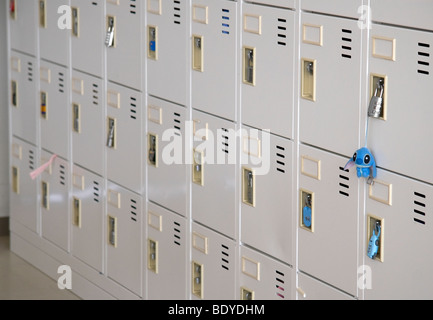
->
left=301, top=58, right=316, bottom=101
left=73, top=197, right=81, bottom=228
left=192, top=35, right=203, bottom=72
left=10, top=0, right=16, bottom=20
left=243, top=47, right=256, bottom=86
left=40, top=91, right=47, bottom=119
left=39, top=0, right=46, bottom=28
left=148, top=239, right=158, bottom=274
left=107, top=117, right=116, bottom=148
left=11, top=81, right=18, bottom=107
left=72, top=103, right=80, bottom=133
left=148, top=133, right=158, bottom=167
left=71, top=7, right=79, bottom=37
left=12, top=166, right=19, bottom=194
left=105, top=16, right=115, bottom=47
left=241, top=287, right=254, bottom=300
left=192, top=261, right=203, bottom=299
left=192, top=149, right=203, bottom=185
left=108, top=216, right=117, bottom=247
left=242, top=168, right=255, bottom=207
left=41, top=181, right=49, bottom=209
left=148, top=26, right=158, bottom=60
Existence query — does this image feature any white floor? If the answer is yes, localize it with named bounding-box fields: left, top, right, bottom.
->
left=0, top=235, right=80, bottom=300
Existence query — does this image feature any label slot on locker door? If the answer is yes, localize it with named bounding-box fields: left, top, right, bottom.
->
left=192, top=261, right=204, bottom=299
left=39, top=0, right=46, bottom=28
left=72, top=103, right=80, bottom=133
left=41, top=181, right=49, bottom=210
left=11, top=81, right=18, bottom=107
left=148, top=239, right=158, bottom=274
left=40, top=91, right=47, bottom=119
left=192, top=35, right=204, bottom=72
left=148, top=26, right=158, bottom=60
left=105, top=16, right=116, bottom=48
left=71, top=7, right=79, bottom=37
left=301, top=58, right=316, bottom=101
left=12, top=166, right=19, bottom=194
left=72, top=197, right=81, bottom=228
left=243, top=47, right=256, bottom=86
left=242, top=167, right=255, bottom=207
left=148, top=133, right=158, bottom=167
left=108, top=215, right=117, bottom=247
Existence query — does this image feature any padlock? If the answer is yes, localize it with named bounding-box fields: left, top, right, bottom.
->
left=368, top=79, right=384, bottom=118
left=105, top=16, right=115, bottom=47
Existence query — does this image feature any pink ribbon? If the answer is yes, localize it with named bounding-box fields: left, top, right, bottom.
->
left=29, top=154, right=57, bottom=180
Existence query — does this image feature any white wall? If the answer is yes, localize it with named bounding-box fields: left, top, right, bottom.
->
left=0, top=1, right=10, bottom=218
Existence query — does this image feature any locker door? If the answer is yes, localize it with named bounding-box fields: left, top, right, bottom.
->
left=241, top=3, right=294, bottom=139
left=106, top=83, right=143, bottom=194
left=191, top=222, right=236, bottom=300
left=39, top=0, right=70, bottom=66
left=192, top=110, right=237, bottom=239
left=10, top=137, right=38, bottom=233
left=299, top=13, right=362, bottom=157
left=147, top=0, right=188, bottom=106
left=365, top=168, right=433, bottom=299
left=8, top=0, right=38, bottom=56
left=70, top=0, right=105, bottom=78
left=147, top=202, right=187, bottom=300
left=297, top=272, right=354, bottom=300
left=371, top=0, right=433, bottom=31
left=9, top=52, right=38, bottom=145
left=367, top=25, right=433, bottom=184
left=106, top=182, right=142, bottom=297
left=106, top=0, right=143, bottom=91
left=39, top=61, right=70, bottom=160
left=191, top=0, right=237, bottom=121
left=72, top=165, right=104, bottom=273
left=147, top=96, right=188, bottom=217
left=71, top=71, right=104, bottom=177
left=301, top=0, right=363, bottom=19
left=241, top=127, right=294, bottom=265
left=40, top=151, right=70, bottom=252
left=298, top=144, right=359, bottom=297
left=239, top=245, right=293, bottom=300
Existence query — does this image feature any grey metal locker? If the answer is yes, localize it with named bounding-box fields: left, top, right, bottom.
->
left=239, top=245, right=293, bottom=300
left=191, top=222, right=236, bottom=300
left=297, top=272, right=355, bottom=300
left=147, top=0, right=188, bottom=106
left=241, top=127, right=294, bottom=265
left=241, top=3, right=295, bottom=139
left=40, top=150, right=70, bottom=252
left=9, top=51, right=38, bottom=146
left=364, top=168, right=433, bottom=299
left=191, top=110, right=237, bottom=239
left=71, top=70, right=104, bottom=177
left=106, top=181, right=142, bottom=297
left=147, top=96, right=188, bottom=217
left=298, top=144, right=359, bottom=297
left=301, top=0, right=363, bottom=19
left=147, top=201, right=187, bottom=300
left=367, top=24, right=433, bottom=185
left=8, top=0, right=38, bottom=56
left=10, top=137, right=39, bottom=234
left=371, top=0, right=433, bottom=31
left=39, top=60, right=70, bottom=160
left=191, top=0, right=237, bottom=121
left=106, top=82, right=143, bottom=194
left=39, top=0, right=70, bottom=66
left=299, top=13, right=362, bottom=158
left=71, top=165, right=104, bottom=273
left=70, top=0, right=105, bottom=78
left=106, top=0, right=143, bottom=91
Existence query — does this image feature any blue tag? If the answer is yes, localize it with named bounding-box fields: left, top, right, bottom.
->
left=303, top=206, right=312, bottom=228
left=149, top=41, right=156, bottom=52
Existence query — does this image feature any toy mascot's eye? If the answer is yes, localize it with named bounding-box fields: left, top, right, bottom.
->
left=352, top=153, right=357, bottom=161
left=364, top=154, right=370, bottom=164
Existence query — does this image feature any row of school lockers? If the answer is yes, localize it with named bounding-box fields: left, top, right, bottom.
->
left=7, top=0, right=433, bottom=299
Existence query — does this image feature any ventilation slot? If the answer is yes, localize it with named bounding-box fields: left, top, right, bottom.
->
left=173, top=112, right=181, bottom=136
left=276, top=146, right=286, bottom=173
left=130, top=96, right=137, bottom=120
left=129, top=0, right=136, bottom=14
left=275, top=270, right=285, bottom=299
left=173, top=0, right=181, bottom=24
left=27, top=62, right=33, bottom=82
left=222, top=9, right=230, bottom=35
left=130, top=199, right=137, bottom=222
left=59, top=164, right=66, bottom=186
left=93, top=181, right=100, bottom=203
left=413, top=191, right=426, bottom=225
left=277, top=18, right=287, bottom=46
left=92, top=84, right=99, bottom=105
left=221, top=128, right=229, bottom=154
left=58, top=72, right=64, bottom=93
left=174, top=221, right=181, bottom=246
left=338, top=166, right=350, bottom=197
left=92, top=2, right=97, bottom=6
left=221, top=244, right=230, bottom=271
left=341, top=29, right=352, bottom=59
left=418, top=42, right=430, bottom=75
left=28, top=150, right=34, bottom=170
